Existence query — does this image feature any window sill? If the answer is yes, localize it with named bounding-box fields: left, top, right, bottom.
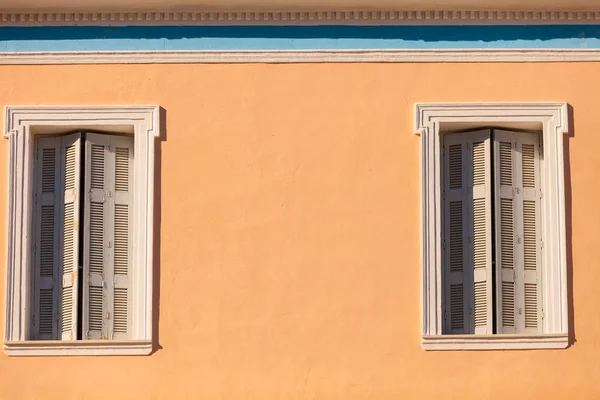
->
left=422, top=334, right=569, bottom=350
left=4, top=340, right=152, bottom=356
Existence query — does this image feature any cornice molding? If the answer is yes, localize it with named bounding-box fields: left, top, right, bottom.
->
left=1, top=10, right=600, bottom=25
left=2, top=49, right=600, bottom=64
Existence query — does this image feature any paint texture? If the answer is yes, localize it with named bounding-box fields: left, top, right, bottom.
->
left=0, top=62, right=597, bottom=398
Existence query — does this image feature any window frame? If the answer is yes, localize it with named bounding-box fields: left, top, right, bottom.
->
left=4, top=105, right=160, bottom=356
left=415, top=102, right=569, bottom=350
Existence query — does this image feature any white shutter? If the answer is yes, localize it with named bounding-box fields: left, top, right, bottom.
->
left=83, top=133, right=133, bottom=340
left=494, top=130, right=542, bottom=333
left=32, top=138, right=61, bottom=340
left=443, top=130, right=493, bottom=334
left=112, top=136, right=133, bottom=339
left=32, top=134, right=81, bottom=340
left=60, top=134, right=82, bottom=340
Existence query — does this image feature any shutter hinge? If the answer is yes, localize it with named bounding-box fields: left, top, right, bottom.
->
left=32, top=244, right=36, bottom=254
left=540, top=191, right=543, bottom=199
left=34, top=194, right=38, bottom=205
left=106, top=311, right=111, bottom=320
left=541, top=308, right=545, bottom=320
left=540, top=240, right=544, bottom=249
left=31, top=313, right=35, bottom=327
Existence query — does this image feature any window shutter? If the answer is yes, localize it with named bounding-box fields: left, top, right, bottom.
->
left=32, top=134, right=81, bottom=340
left=60, top=134, right=82, bottom=340
left=443, top=130, right=493, bottom=334
left=33, top=138, right=61, bottom=340
left=83, top=133, right=133, bottom=340
left=494, top=130, right=542, bottom=333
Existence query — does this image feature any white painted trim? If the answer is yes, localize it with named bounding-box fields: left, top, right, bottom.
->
left=422, top=334, right=569, bottom=350
left=415, top=102, right=569, bottom=350
left=2, top=49, right=600, bottom=65
left=4, top=105, right=160, bottom=356
left=1, top=10, right=600, bottom=26
left=4, top=340, right=152, bottom=356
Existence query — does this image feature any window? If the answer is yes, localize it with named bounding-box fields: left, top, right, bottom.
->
left=4, top=106, right=159, bottom=356
left=33, top=132, right=133, bottom=341
left=415, top=103, right=569, bottom=350
left=443, top=129, right=541, bottom=335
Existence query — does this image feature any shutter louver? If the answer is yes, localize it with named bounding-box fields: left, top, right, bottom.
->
left=443, top=130, right=493, bottom=334
left=83, top=134, right=133, bottom=340
left=494, top=130, right=542, bottom=334
left=33, top=134, right=81, bottom=340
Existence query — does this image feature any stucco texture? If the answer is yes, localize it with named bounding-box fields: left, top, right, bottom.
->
left=0, top=63, right=598, bottom=399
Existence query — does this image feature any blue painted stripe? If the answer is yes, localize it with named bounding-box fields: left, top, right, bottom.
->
left=0, top=25, right=599, bottom=52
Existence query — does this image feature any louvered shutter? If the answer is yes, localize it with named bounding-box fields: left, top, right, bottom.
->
left=33, top=138, right=61, bottom=340
left=32, top=134, right=81, bottom=340
left=443, top=130, right=493, bottom=334
left=494, top=130, right=542, bottom=334
left=83, top=133, right=133, bottom=340
left=60, top=134, right=82, bottom=340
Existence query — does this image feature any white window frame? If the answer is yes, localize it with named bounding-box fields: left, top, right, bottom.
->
left=4, top=105, right=160, bottom=356
left=415, top=102, right=569, bottom=350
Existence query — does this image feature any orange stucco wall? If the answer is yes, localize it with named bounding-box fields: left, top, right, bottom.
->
left=0, top=63, right=598, bottom=399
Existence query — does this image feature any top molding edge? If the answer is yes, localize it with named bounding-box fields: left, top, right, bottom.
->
left=2, top=10, right=600, bottom=26
left=4, top=105, right=161, bottom=139
left=414, top=102, right=569, bottom=136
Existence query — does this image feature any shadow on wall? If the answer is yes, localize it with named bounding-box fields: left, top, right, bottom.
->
left=151, top=107, right=167, bottom=355
left=566, top=105, right=575, bottom=347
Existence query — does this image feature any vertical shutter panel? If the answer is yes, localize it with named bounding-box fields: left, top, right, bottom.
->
left=33, top=135, right=81, bottom=340
left=495, top=136, right=516, bottom=333
left=494, top=130, right=542, bottom=334
left=112, top=138, right=133, bottom=339
left=443, top=130, right=492, bottom=334
left=60, top=134, right=82, bottom=340
left=470, top=134, right=493, bottom=334
left=33, top=138, right=61, bottom=340
left=84, top=133, right=133, bottom=340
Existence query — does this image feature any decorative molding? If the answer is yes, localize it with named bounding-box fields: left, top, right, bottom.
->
left=422, top=334, right=569, bottom=350
left=3, top=49, right=600, bottom=65
left=4, top=340, right=152, bottom=356
left=4, top=105, right=160, bottom=356
left=415, top=102, right=569, bottom=350
left=0, top=10, right=600, bottom=26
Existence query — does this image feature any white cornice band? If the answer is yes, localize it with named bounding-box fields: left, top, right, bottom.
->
left=2, top=49, right=600, bottom=64
left=1, top=10, right=600, bottom=25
